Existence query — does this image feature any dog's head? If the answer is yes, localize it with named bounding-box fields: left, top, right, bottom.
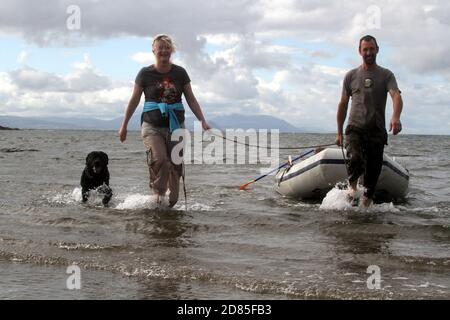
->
left=86, top=151, right=109, bottom=174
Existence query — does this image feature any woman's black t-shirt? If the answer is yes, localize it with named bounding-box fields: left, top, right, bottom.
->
left=135, top=64, right=190, bottom=127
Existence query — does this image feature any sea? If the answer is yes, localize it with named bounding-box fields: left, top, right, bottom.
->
left=0, top=129, right=449, bottom=299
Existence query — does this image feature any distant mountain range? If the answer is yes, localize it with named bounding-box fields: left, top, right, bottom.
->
left=0, top=114, right=322, bottom=133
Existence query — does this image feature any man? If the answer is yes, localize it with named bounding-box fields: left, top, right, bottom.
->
left=335, top=35, right=403, bottom=207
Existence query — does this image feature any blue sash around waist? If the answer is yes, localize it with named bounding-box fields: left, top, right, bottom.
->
left=143, top=101, right=184, bottom=132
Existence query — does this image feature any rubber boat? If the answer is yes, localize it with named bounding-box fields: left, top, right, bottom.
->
left=274, top=148, right=409, bottom=200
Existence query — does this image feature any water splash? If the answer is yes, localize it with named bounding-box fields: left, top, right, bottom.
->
left=48, top=188, right=213, bottom=211
left=183, top=202, right=214, bottom=211
left=115, top=194, right=166, bottom=210
left=319, top=186, right=361, bottom=211
left=115, top=195, right=214, bottom=211
left=51, top=187, right=110, bottom=207
left=51, top=188, right=82, bottom=204
left=319, top=185, right=400, bottom=213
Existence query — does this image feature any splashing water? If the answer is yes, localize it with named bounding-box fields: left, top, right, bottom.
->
left=51, top=187, right=83, bottom=204
left=115, top=194, right=166, bottom=210
left=319, top=184, right=400, bottom=213
left=48, top=188, right=213, bottom=212
left=319, top=185, right=362, bottom=211
left=52, top=187, right=111, bottom=207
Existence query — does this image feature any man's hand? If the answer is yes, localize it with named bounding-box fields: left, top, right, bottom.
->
left=389, top=89, right=403, bottom=135
left=335, top=133, right=343, bottom=146
left=389, top=118, right=402, bottom=135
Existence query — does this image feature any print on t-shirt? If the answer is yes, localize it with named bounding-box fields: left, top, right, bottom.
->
left=157, top=77, right=178, bottom=104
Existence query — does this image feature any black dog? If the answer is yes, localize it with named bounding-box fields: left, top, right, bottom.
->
left=80, top=151, right=112, bottom=206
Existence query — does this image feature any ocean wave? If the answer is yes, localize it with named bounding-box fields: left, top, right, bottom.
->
left=393, top=255, right=450, bottom=269
left=0, top=248, right=448, bottom=299
left=52, top=241, right=123, bottom=251
left=0, top=250, right=372, bottom=299
left=0, top=148, right=40, bottom=153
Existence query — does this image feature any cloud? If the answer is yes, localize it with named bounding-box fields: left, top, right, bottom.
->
left=66, top=54, right=112, bottom=91
left=255, top=64, right=345, bottom=131
left=0, top=0, right=449, bottom=133
left=3, top=0, right=450, bottom=75
left=0, top=0, right=259, bottom=46
left=9, top=54, right=112, bottom=92
left=16, top=50, right=28, bottom=64
left=1, top=54, right=127, bottom=119
left=0, top=78, right=131, bottom=119
left=9, top=67, right=66, bottom=91
left=131, top=52, right=153, bottom=65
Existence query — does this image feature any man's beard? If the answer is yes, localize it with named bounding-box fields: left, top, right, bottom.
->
left=363, top=54, right=376, bottom=65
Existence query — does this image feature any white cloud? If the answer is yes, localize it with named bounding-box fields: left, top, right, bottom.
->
left=9, top=67, right=66, bottom=91
left=131, top=52, right=153, bottom=65
left=1, top=54, right=128, bottom=119
left=16, top=50, right=28, bottom=64
left=0, top=82, right=132, bottom=119
left=0, top=72, right=18, bottom=94
left=9, top=54, right=112, bottom=93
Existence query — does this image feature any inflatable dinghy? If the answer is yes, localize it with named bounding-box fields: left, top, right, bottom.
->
left=275, top=148, right=409, bottom=200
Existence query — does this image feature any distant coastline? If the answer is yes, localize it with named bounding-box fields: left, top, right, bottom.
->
left=0, top=114, right=319, bottom=133
left=0, top=125, right=19, bottom=130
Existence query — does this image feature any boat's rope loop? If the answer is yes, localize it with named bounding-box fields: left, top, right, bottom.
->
left=206, top=132, right=335, bottom=150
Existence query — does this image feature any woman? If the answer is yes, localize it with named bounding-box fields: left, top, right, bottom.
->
left=118, top=34, right=210, bottom=207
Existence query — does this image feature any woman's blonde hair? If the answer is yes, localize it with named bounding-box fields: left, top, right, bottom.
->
left=152, top=34, right=176, bottom=53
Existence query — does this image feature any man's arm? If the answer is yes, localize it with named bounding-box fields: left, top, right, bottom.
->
left=336, top=94, right=350, bottom=146
left=389, top=89, right=403, bottom=135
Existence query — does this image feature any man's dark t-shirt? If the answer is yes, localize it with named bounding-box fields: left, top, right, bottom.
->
left=342, top=65, right=399, bottom=138
left=135, top=64, right=190, bottom=127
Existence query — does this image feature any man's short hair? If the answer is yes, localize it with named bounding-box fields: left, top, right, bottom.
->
left=359, top=35, right=379, bottom=51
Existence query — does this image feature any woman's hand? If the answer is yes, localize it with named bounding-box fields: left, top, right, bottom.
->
left=118, top=125, right=127, bottom=143
left=119, top=84, right=143, bottom=143
left=201, top=120, right=211, bottom=131
left=184, top=83, right=210, bottom=131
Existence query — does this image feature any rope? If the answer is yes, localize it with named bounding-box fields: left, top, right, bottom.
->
left=206, top=132, right=335, bottom=150
left=182, top=161, right=187, bottom=212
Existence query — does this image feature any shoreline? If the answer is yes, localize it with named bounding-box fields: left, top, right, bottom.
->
left=0, top=128, right=448, bottom=137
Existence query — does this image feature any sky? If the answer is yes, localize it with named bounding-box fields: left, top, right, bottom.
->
left=0, top=0, right=449, bottom=134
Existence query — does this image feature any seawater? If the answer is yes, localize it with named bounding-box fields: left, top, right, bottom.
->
left=0, top=130, right=449, bottom=299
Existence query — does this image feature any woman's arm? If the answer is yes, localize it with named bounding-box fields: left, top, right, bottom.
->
left=183, top=83, right=210, bottom=131
left=118, top=83, right=143, bottom=142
